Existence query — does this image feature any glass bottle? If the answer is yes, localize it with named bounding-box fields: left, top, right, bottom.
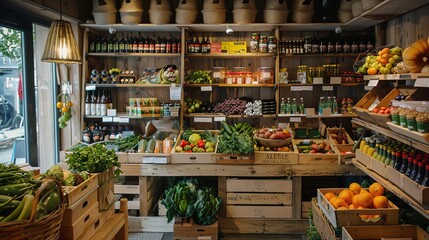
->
left=351, top=41, right=359, bottom=53
left=90, top=91, right=96, bottom=116
left=312, top=39, right=320, bottom=54
left=155, top=36, right=160, bottom=53
left=95, top=36, right=101, bottom=53
left=118, top=34, right=125, bottom=53
left=399, top=151, right=409, bottom=173
left=421, top=164, right=429, bottom=186
left=194, top=36, right=201, bottom=53
left=415, top=161, right=426, bottom=184
left=268, top=36, right=277, bottom=54
left=320, top=40, right=327, bottom=54
left=160, top=37, right=166, bottom=53
left=291, top=98, right=297, bottom=114
left=394, top=150, right=402, bottom=171
left=138, top=36, right=144, bottom=53
left=327, top=41, right=334, bottom=53
left=101, top=36, right=107, bottom=53
left=124, top=34, right=130, bottom=53
left=85, top=91, right=91, bottom=116
left=166, top=38, right=172, bottom=53
left=359, top=40, right=366, bottom=52
left=335, top=41, right=343, bottom=53
left=280, top=98, right=285, bottom=114
left=149, top=38, right=155, bottom=53
left=96, top=90, right=101, bottom=116
left=286, top=98, right=291, bottom=114
left=143, top=37, right=150, bottom=53
left=108, top=90, right=113, bottom=109
left=318, top=97, right=324, bottom=115
left=89, top=36, right=95, bottom=53
left=201, top=35, right=207, bottom=53
left=177, top=38, right=181, bottom=53
left=410, top=159, right=419, bottom=180
left=100, top=90, right=107, bottom=116
left=299, top=98, right=305, bottom=114
left=205, top=36, right=210, bottom=53
left=132, top=36, right=138, bottom=53
left=304, top=36, right=312, bottom=54
left=332, top=96, right=338, bottom=114
left=172, top=38, right=178, bottom=53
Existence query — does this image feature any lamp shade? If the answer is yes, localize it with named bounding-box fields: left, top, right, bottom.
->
left=41, top=20, right=82, bottom=64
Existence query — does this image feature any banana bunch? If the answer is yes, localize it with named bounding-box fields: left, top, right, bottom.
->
left=358, top=46, right=403, bottom=75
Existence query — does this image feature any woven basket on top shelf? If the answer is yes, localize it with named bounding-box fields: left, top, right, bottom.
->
left=202, top=9, right=226, bottom=24
left=233, top=9, right=257, bottom=24
left=351, top=0, right=364, bottom=17
left=176, top=8, right=198, bottom=24
left=0, top=179, right=65, bottom=240
left=264, top=9, right=289, bottom=24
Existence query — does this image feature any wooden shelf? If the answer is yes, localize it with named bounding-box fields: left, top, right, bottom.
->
left=84, top=113, right=168, bottom=119
left=279, top=83, right=365, bottom=87
left=86, top=83, right=178, bottom=88
left=352, top=159, right=429, bottom=220
left=184, top=83, right=275, bottom=88
left=363, top=73, right=429, bottom=81
left=186, top=53, right=274, bottom=58
left=87, top=52, right=181, bottom=57
left=278, top=113, right=357, bottom=118
left=352, top=118, right=429, bottom=153
left=280, top=53, right=359, bottom=58
left=184, top=114, right=277, bottom=118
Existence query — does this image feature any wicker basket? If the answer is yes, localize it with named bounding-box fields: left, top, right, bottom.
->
left=176, top=8, right=198, bottom=24
left=255, top=135, right=292, bottom=148
left=150, top=0, right=170, bottom=11
left=202, top=9, right=226, bottom=24
left=266, top=0, right=288, bottom=10
left=93, top=11, right=117, bottom=25
left=263, top=9, right=288, bottom=24
left=362, top=0, right=383, bottom=11
left=93, top=0, right=116, bottom=12
left=120, top=10, right=143, bottom=24
left=340, top=0, right=352, bottom=10
left=338, top=9, right=353, bottom=23
left=291, top=0, right=314, bottom=11
left=177, top=0, right=197, bottom=11
left=149, top=10, right=172, bottom=24
left=120, top=0, right=143, bottom=11
left=203, top=0, right=225, bottom=11
left=233, top=0, right=256, bottom=9
left=290, top=9, right=314, bottom=23
left=351, top=0, right=364, bottom=17
left=233, top=9, right=257, bottom=24
left=0, top=179, right=65, bottom=240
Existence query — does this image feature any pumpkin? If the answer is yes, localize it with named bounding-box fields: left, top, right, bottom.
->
left=402, top=37, right=429, bottom=73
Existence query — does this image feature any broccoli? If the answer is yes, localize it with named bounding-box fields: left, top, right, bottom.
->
left=63, top=174, right=76, bottom=186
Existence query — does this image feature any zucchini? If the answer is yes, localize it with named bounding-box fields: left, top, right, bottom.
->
left=145, top=139, right=156, bottom=153
left=235, top=123, right=243, bottom=132
left=221, top=121, right=232, bottom=135
left=0, top=183, right=33, bottom=197
left=138, top=139, right=148, bottom=153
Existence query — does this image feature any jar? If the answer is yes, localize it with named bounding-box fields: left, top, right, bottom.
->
left=416, top=109, right=429, bottom=133
left=232, top=66, right=247, bottom=72
left=314, top=66, right=324, bottom=83
left=259, top=36, right=268, bottom=53
left=323, top=64, right=331, bottom=84
left=257, top=67, right=274, bottom=84
left=236, top=72, right=245, bottom=84
left=226, top=72, right=234, bottom=84
left=279, top=68, right=288, bottom=84
left=245, top=72, right=253, bottom=84
left=390, top=106, right=402, bottom=125
left=212, top=67, right=227, bottom=83
left=399, top=108, right=410, bottom=128
left=297, top=65, right=308, bottom=84
left=307, top=67, right=314, bottom=84
left=250, top=33, right=260, bottom=53
left=268, top=36, right=277, bottom=54
left=406, top=110, right=419, bottom=131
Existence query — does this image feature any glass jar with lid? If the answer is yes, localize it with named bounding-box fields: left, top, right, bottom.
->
left=307, top=67, right=314, bottom=84
left=257, top=67, right=274, bottom=84
left=212, top=67, right=227, bottom=83
left=250, top=33, right=260, bottom=53
left=259, top=36, right=268, bottom=53
left=297, top=65, right=308, bottom=84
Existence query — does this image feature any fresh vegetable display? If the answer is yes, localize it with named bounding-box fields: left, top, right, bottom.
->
left=42, top=165, right=89, bottom=187
left=402, top=37, right=429, bottom=73
left=107, top=135, right=141, bottom=152
left=65, top=144, right=121, bottom=179
left=184, top=97, right=214, bottom=114
left=213, top=98, right=247, bottom=115
left=174, top=130, right=216, bottom=153
left=161, top=178, right=221, bottom=225
left=185, top=70, right=212, bottom=84
left=217, top=121, right=254, bottom=155
left=56, top=91, right=73, bottom=129
left=256, top=127, right=291, bottom=140
left=0, top=163, right=63, bottom=222
left=357, top=46, right=402, bottom=75
left=296, top=140, right=335, bottom=154
left=254, top=143, right=293, bottom=152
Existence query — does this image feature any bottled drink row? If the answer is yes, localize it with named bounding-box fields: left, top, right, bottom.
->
left=89, top=34, right=181, bottom=54
left=318, top=97, right=353, bottom=115
left=85, top=90, right=113, bottom=116
left=186, top=35, right=211, bottom=54
left=82, top=122, right=133, bottom=143
left=279, top=97, right=304, bottom=114
left=279, top=36, right=375, bottom=55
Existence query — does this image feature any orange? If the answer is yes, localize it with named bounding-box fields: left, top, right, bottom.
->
left=337, top=206, right=348, bottom=210
left=380, top=58, right=388, bottom=65
left=352, top=194, right=361, bottom=208
left=373, top=195, right=389, bottom=208
left=369, top=182, right=385, bottom=197
left=348, top=204, right=357, bottom=209
left=349, top=182, right=362, bottom=195
left=329, top=196, right=339, bottom=205
left=357, top=206, right=369, bottom=219
left=324, top=192, right=336, bottom=201
left=332, top=198, right=349, bottom=209
left=338, top=189, right=354, bottom=204
left=380, top=47, right=390, bottom=55
left=367, top=68, right=377, bottom=75
left=358, top=189, right=374, bottom=207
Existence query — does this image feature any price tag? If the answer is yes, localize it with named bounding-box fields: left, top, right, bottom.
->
left=305, top=108, right=316, bottom=116
left=85, top=85, right=96, bottom=91
left=122, top=131, right=134, bottom=138
left=322, top=86, right=333, bottom=91
left=194, top=117, right=213, bottom=123
left=368, top=80, right=379, bottom=87
left=142, top=156, right=154, bottom=163
left=322, top=108, right=332, bottom=116
left=302, top=86, right=313, bottom=91
left=400, top=74, right=412, bottom=79
left=107, top=109, right=117, bottom=116
left=291, top=86, right=303, bottom=91
left=414, top=78, right=429, bottom=88
left=364, top=85, right=373, bottom=91
left=313, top=77, right=323, bottom=84
left=153, top=157, right=168, bottom=164
left=119, top=117, right=130, bottom=123
left=330, top=77, right=341, bottom=85
left=170, top=86, right=181, bottom=100
left=387, top=74, right=400, bottom=80
left=102, top=117, right=113, bottom=122
left=214, top=116, right=226, bottom=122
left=290, top=117, right=301, bottom=122
left=170, top=111, right=179, bottom=117
left=201, top=86, right=212, bottom=92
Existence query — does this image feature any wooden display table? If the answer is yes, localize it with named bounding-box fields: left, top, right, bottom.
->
left=89, top=198, right=128, bottom=240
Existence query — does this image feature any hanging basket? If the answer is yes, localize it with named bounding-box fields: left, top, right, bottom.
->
left=362, top=0, right=383, bottom=11
left=176, top=8, right=198, bottom=24
left=149, top=10, right=172, bottom=24
left=150, top=0, right=171, bottom=11
left=290, top=10, right=314, bottom=23
left=202, top=9, right=226, bottom=24
left=233, top=9, right=257, bottom=24
left=120, top=0, right=143, bottom=12
left=340, top=0, right=352, bottom=10
left=93, top=0, right=116, bottom=12
left=93, top=11, right=117, bottom=25
left=203, top=0, right=225, bottom=11
left=291, top=0, right=314, bottom=11
left=264, top=9, right=288, bottom=24
left=0, top=179, right=65, bottom=240
left=177, top=0, right=198, bottom=11
left=265, top=0, right=288, bottom=10
left=120, top=10, right=143, bottom=24
left=233, top=0, right=256, bottom=10
left=338, top=9, right=353, bottom=23
left=351, top=0, right=364, bottom=17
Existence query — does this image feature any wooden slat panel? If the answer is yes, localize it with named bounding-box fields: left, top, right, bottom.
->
left=293, top=176, right=302, bottom=220
left=218, top=176, right=227, bottom=218
left=218, top=218, right=308, bottom=234
left=226, top=193, right=292, bottom=205
left=128, top=216, right=174, bottom=233
left=139, top=176, right=149, bottom=216
left=226, top=178, right=292, bottom=193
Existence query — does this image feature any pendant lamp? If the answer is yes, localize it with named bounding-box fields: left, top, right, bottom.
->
left=41, top=0, right=82, bottom=64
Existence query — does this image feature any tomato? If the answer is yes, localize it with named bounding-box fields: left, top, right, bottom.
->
left=380, top=106, right=387, bottom=111
left=372, top=108, right=379, bottom=113
left=379, top=110, right=385, bottom=114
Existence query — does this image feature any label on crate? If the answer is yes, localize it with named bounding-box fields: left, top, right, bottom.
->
left=368, top=80, right=379, bottom=87
left=113, top=117, right=121, bottom=122
left=414, top=78, right=429, bottom=88
left=313, top=77, right=323, bottom=84
left=291, top=86, right=303, bottom=91
left=214, top=116, right=226, bottom=122
left=85, top=85, right=96, bottom=91
left=170, top=86, right=181, bottom=100
left=400, top=74, right=412, bottom=79
left=364, top=85, right=373, bottom=91
left=201, top=86, right=212, bottom=92
left=102, top=117, right=113, bottom=122
left=322, top=86, right=334, bottom=91
left=118, top=117, right=130, bottom=123
left=302, top=86, right=313, bottom=91
left=194, top=117, right=212, bottom=123
left=290, top=117, right=301, bottom=122
left=387, top=74, right=400, bottom=80
left=330, top=77, right=341, bottom=84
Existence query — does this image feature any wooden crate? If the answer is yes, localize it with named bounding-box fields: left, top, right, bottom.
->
left=79, top=200, right=116, bottom=240
left=342, top=225, right=429, bottom=240
left=301, top=201, right=312, bottom=218
left=174, top=219, right=218, bottom=240
left=317, top=188, right=400, bottom=228
left=98, top=177, right=115, bottom=211
left=60, top=202, right=100, bottom=240
left=253, top=150, right=299, bottom=165
left=369, top=156, right=388, bottom=178
left=97, top=167, right=114, bottom=186
left=312, top=198, right=340, bottom=240
left=227, top=192, right=292, bottom=205
left=355, top=149, right=371, bottom=168
left=327, top=128, right=354, bottom=146
left=226, top=178, right=293, bottom=193
left=226, top=205, right=293, bottom=218
left=128, top=152, right=170, bottom=164
left=294, top=139, right=339, bottom=165
left=216, top=154, right=254, bottom=164
left=139, top=176, right=164, bottom=216
left=171, top=131, right=218, bottom=164
left=387, top=122, right=429, bottom=144
left=387, top=165, right=402, bottom=188
left=353, top=81, right=393, bottom=123
left=333, top=144, right=355, bottom=164
left=63, top=174, right=99, bottom=207
left=401, top=174, right=429, bottom=204
left=62, top=187, right=99, bottom=226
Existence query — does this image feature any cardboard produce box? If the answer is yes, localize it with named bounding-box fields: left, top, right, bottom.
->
left=342, top=225, right=429, bottom=240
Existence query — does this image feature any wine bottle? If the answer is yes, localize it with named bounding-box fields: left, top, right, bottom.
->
left=166, top=38, right=172, bottom=53
left=160, top=37, right=166, bottom=53
left=194, top=36, right=201, bottom=53
left=410, top=159, right=419, bottom=180
left=118, top=34, right=125, bottom=53
left=95, top=36, right=101, bottom=53
left=85, top=91, right=91, bottom=116
left=421, top=164, right=429, bottom=186
left=155, top=36, right=160, bottom=53
left=96, top=90, right=101, bottom=116
left=108, top=90, right=113, bottom=109
left=101, top=37, right=107, bottom=53
left=90, top=91, right=96, bottom=115
left=100, top=90, right=107, bottom=116
left=415, top=160, right=426, bottom=184
left=107, top=36, right=113, bottom=53
left=206, top=36, right=211, bottom=53
left=149, top=38, right=155, bottom=53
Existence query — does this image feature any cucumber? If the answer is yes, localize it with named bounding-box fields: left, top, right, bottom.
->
left=145, top=139, right=156, bottom=153
left=138, top=139, right=148, bottom=153
left=235, top=123, right=243, bottom=132
left=222, top=121, right=233, bottom=135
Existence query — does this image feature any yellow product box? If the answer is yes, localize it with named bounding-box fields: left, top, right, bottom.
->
left=227, top=41, right=247, bottom=54
left=221, top=42, right=230, bottom=53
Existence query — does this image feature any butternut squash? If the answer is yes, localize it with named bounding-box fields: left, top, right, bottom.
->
left=402, top=37, right=429, bottom=73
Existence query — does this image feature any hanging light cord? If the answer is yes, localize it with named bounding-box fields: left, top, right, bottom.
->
left=59, top=0, right=62, bottom=21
